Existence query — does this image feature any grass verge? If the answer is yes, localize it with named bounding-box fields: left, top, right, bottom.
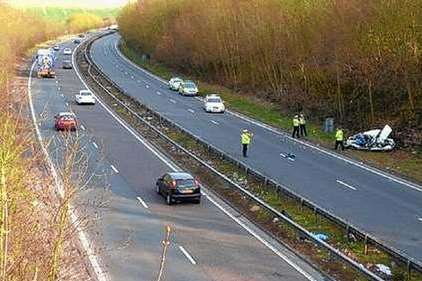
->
left=120, top=42, right=422, bottom=183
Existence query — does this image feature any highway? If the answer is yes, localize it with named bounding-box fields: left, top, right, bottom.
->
left=89, top=32, right=422, bottom=262
left=28, top=36, right=326, bottom=281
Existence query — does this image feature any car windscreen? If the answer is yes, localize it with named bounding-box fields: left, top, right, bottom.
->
left=80, top=92, right=91, bottom=96
left=184, top=83, right=196, bottom=89
left=176, top=179, right=195, bottom=189
left=207, top=98, right=221, bottom=103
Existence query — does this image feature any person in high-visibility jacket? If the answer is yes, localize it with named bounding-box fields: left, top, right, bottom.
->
left=299, top=113, right=307, bottom=137
left=335, top=128, right=345, bottom=150
left=241, top=129, right=253, bottom=157
left=292, top=115, right=300, bottom=138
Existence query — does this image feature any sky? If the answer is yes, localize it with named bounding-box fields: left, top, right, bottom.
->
left=4, top=0, right=131, bottom=8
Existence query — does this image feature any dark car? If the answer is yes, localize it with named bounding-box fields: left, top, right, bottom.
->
left=78, top=34, right=85, bottom=38
left=62, top=60, right=72, bottom=69
left=73, top=39, right=81, bottom=44
left=156, top=172, right=201, bottom=205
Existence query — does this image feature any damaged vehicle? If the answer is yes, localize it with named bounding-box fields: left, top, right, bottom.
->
left=345, top=125, right=396, bottom=151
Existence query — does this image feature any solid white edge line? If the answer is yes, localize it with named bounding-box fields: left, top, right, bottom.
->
left=178, top=246, right=197, bottom=265
left=80, top=124, right=86, bottom=130
left=28, top=62, right=109, bottom=281
left=336, top=180, right=357, bottom=191
left=92, top=142, right=98, bottom=149
left=112, top=37, right=422, bottom=193
left=136, top=196, right=149, bottom=209
left=110, top=164, right=119, bottom=174
left=85, top=36, right=316, bottom=281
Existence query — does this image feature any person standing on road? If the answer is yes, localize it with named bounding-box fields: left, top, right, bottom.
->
left=299, top=113, right=307, bottom=137
left=292, top=115, right=300, bottom=138
left=241, top=129, right=253, bottom=157
left=335, top=127, right=345, bottom=150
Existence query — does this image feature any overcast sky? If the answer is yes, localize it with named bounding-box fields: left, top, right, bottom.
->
left=5, top=0, right=131, bottom=8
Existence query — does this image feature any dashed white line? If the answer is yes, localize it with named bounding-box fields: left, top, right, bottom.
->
left=188, top=109, right=195, bottom=114
left=92, top=142, right=98, bottom=149
left=55, top=80, right=59, bottom=84
left=60, top=94, right=64, bottom=97
left=336, top=180, right=357, bottom=191
left=136, top=196, right=149, bottom=209
left=178, top=246, right=197, bottom=265
left=124, top=71, right=128, bottom=75
left=110, top=164, right=119, bottom=174
left=145, top=84, right=150, bottom=88
left=80, top=124, right=85, bottom=130
left=65, top=102, right=69, bottom=106
left=169, top=99, right=176, bottom=104
left=210, top=120, right=219, bottom=125
left=131, top=75, right=135, bottom=79
left=156, top=91, right=162, bottom=96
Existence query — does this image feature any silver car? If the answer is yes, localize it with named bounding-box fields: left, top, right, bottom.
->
left=169, top=77, right=184, bottom=91
left=179, top=80, right=198, bottom=96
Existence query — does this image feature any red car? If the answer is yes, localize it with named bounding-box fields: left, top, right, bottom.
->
left=54, top=112, right=77, bottom=131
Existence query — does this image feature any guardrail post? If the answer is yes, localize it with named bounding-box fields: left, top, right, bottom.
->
left=407, top=260, right=411, bottom=280
left=314, top=207, right=318, bottom=225
left=364, top=235, right=368, bottom=255
left=300, top=199, right=304, bottom=211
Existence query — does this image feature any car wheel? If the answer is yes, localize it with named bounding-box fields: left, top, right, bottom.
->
left=156, top=184, right=160, bottom=194
left=193, top=198, right=201, bottom=204
left=166, top=194, right=173, bottom=205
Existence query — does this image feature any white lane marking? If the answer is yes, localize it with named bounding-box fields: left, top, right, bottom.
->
left=204, top=191, right=316, bottom=280
left=210, top=120, right=219, bottom=125
left=145, top=84, right=150, bottom=88
left=136, top=196, right=149, bottom=209
left=178, top=246, right=197, bottom=265
left=56, top=80, right=59, bottom=84
left=84, top=40, right=315, bottom=280
left=110, top=164, right=119, bottom=174
left=280, top=153, right=295, bottom=162
left=58, top=86, right=61, bottom=91
left=113, top=39, right=422, bottom=193
left=92, top=142, right=98, bottom=149
left=418, top=217, right=422, bottom=222
left=336, top=180, right=357, bottom=191
left=137, top=80, right=141, bottom=83
left=65, top=102, right=69, bottom=106
left=124, top=71, right=128, bottom=75
left=60, top=93, right=64, bottom=97
left=131, top=75, right=134, bottom=79
left=169, top=99, right=176, bottom=104
left=188, top=109, right=195, bottom=114
left=80, top=124, right=85, bottom=131
left=28, top=62, right=108, bottom=281
left=156, top=91, right=162, bottom=96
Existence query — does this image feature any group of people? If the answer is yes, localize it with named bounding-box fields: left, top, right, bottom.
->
left=291, top=113, right=344, bottom=150
left=239, top=113, right=346, bottom=158
left=292, top=113, right=307, bottom=138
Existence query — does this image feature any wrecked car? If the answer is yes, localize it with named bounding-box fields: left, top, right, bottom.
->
left=345, top=125, right=396, bottom=151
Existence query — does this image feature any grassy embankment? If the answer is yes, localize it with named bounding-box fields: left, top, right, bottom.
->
left=120, top=42, right=422, bottom=183
left=0, top=4, right=109, bottom=280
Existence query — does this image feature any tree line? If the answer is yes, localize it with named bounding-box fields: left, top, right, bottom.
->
left=118, top=0, right=422, bottom=147
left=0, top=4, right=105, bottom=280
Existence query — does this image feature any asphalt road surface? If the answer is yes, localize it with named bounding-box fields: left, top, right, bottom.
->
left=28, top=36, right=326, bottom=281
left=89, top=33, right=422, bottom=263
